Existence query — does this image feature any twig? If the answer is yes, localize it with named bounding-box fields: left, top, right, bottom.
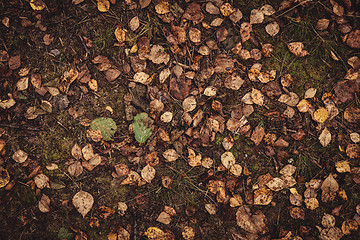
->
left=0, top=124, right=41, bottom=131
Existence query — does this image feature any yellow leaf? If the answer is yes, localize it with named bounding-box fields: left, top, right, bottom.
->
left=30, top=0, right=46, bottom=11
left=97, top=0, right=110, bottom=12
left=335, top=161, right=350, bottom=173
left=0, top=167, right=10, bottom=188
left=144, top=227, right=165, bottom=240
left=313, top=107, right=329, bottom=123
left=88, top=79, right=98, bottom=91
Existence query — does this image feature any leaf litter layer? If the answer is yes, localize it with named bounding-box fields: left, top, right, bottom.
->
left=0, top=0, right=360, bottom=239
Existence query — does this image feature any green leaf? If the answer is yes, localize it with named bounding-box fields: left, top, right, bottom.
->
left=57, top=227, right=73, bottom=240
left=132, top=113, right=152, bottom=144
left=90, top=117, right=117, bottom=141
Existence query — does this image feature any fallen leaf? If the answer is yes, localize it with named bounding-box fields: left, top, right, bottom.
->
left=12, top=149, right=28, bottom=163
left=30, top=0, right=46, bottom=11
left=220, top=3, right=235, bottom=17
left=205, top=204, right=216, bottom=214
left=182, top=3, right=203, bottom=24
left=201, top=157, right=213, bottom=168
left=350, top=133, right=360, bottom=143
left=141, top=164, right=155, bottom=183
left=346, top=144, right=360, bottom=158
left=316, top=19, right=330, bottom=31
left=149, top=45, right=170, bottom=64
left=221, top=151, right=236, bottom=169
left=320, top=227, right=343, bottom=240
left=117, top=201, right=127, bottom=216
left=289, top=207, right=305, bottom=220
left=287, top=42, right=309, bottom=57
left=0, top=167, right=10, bottom=188
left=251, top=125, right=265, bottom=146
left=161, top=176, right=173, bottom=189
left=313, top=107, right=329, bottom=123
left=105, top=69, right=121, bottom=81
left=251, top=88, right=264, bottom=106
left=236, top=205, right=268, bottom=234
left=182, top=96, right=197, bottom=112
left=133, top=72, right=151, bottom=85
left=304, top=197, right=319, bottom=210
left=155, top=1, right=170, bottom=14
left=39, top=194, right=50, bottom=213
left=342, top=219, right=358, bottom=235
left=160, top=112, right=173, bottom=123
left=229, top=9, right=243, bottom=23
left=230, top=164, right=242, bottom=176
left=182, top=226, right=195, bottom=240
left=72, top=190, right=94, bottom=217
left=265, top=22, right=280, bottom=36
left=278, top=92, right=299, bottom=106
left=34, top=173, right=49, bottom=189
left=139, top=0, right=151, bottom=9
left=266, top=177, right=286, bottom=191
left=68, top=161, right=83, bottom=177
left=319, top=127, right=331, bottom=147
left=250, top=9, right=264, bottom=24
left=157, top=212, right=171, bottom=225
left=260, top=4, right=275, bottom=15
left=344, top=107, right=360, bottom=123
left=188, top=28, right=201, bottom=43
left=240, top=22, right=252, bottom=43
left=8, top=55, right=21, bottom=70
left=97, top=0, right=110, bottom=12
left=188, top=148, right=201, bottom=167
left=115, top=26, right=126, bottom=44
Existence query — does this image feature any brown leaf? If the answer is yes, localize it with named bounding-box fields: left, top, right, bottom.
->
left=250, top=9, right=264, bottom=24
left=155, top=0, right=170, bottom=14
left=157, top=211, right=171, bottom=224
left=214, top=54, right=234, bottom=73
left=182, top=3, right=203, bottom=24
left=220, top=3, right=235, bottom=17
left=149, top=45, right=169, bottom=64
left=12, top=149, right=28, bottom=163
left=72, top=190, right=94, bottom=217
left=240, top=22, right=252, bottom=43
left=97, top=0, right=110, bottom=12
left=334, top=80, right=359, bottom=103
left=251, top=126, right=265, bottom=146
left=169, top=77, right=191, bottom=100
left=114, top=163, right=129, bottom=177
left=216, top=27, right=228, bottom=42
left=265, top=22, right=280, bottom=36
left=346, top=144, right=360, bottom=158
left=39, top=194, right=50, bottom=213
left=206, top=2, right=219, bottom=15
left=68, top=161, right=83, bottom=177
left=8, top=55, right=21, bottom=70
left=161, top=176, right=173, bottom=189
left=188, top=28, right=201, bottom=43
left=141, top=164, right=155, bottom=183
left=342, top=219, right=358, bottom=235
left=316, top=19, right=330, bottom=31
left=344, top=106, right=360, bottom=123
left=236, top=206, right=268, bottom=234
left=319, top=127, right=331, bottom=147
left=139, top=0, right=151, bottom=9
left=287, top=42, right=309, bottom=57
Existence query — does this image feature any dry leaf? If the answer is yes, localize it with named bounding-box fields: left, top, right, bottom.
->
left=260, top=4, right=275, bottom=15
left=118, top=202, right=128, bottom=216
left=97, top=0, right=110, bottom=12
left=34, top=173, right=49, bottom=189
left=182, top=3, right=203, bottom=24
left=182, top=226, right=195, bottom=240
left=68, top=161, right=83, bottom=177
left=287, top=42, right=309, bottom=57
left=342, top=219, right=358, bottom=235
left=230, top=164, right=242, bottom=176
left=156, top=212, right=171, bottom=225
left=251, top=126, right=265, bottom=146
left=72, top=190, right=94, bottom=217
left=220, top=3, right=235, bottom=17
left=236, top=205, right=268, bottom=234
left=82, top=144, right=94, bottom=161
left=346, top=30, right=360, bottom=49
left=229, top=9, right=243, bottom=23
left=29, top=0, right=46, bottom=11
left=240, top=22, right=252, bottom=43
left=182, top=96, right=197, bottom=112
left=319, top=127, right=331, bottom=147
left=221, top=151, right=236, bottom=169
left=205, top=204, right=216, bottom=214
left=115, top=26, right=126, bottom=44
left=206, top=2, right=219, bottom=15
left=297, top=99, right=311, bottom=113
left=313, top=107, right=329, bottom=123
left=304, top=88, right=317, bottom=98
left=304, top=197, right=319, bottom=210
left=266, top=177, right=286, bottom=191
left=250, top=9, right=264, bottom=24
left=139, top=0, right=151, bottom=9
left=316, top=19, right=330, bottom=31
left=265, top=22, right=280, bottom=36
left=149, top=45, right=170, bottom=64
left=201, top=157, right=213, bottom=168
left=251, top=88, right=264, bottom=106
left=335, top=161, right=350, bottom=173
left=133, top=72, right=151, bottom=85
left=350, top=133, right=360, bottom=143
left=289, top=207, right=305, bottom=220
left=141, top=164, right=155, bottom=183
left=188, top=148, right=201, bottom=167
left=189, top=28, right=201, bottom=43
left=12, top=149, right=28, bottom=163
left=278, top=92, right=299, bottom=106
left=39, top=194, right=50, bottom=213
left=155, top=1, right=170, bottom=14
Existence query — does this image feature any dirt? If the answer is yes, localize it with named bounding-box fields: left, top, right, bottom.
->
left=0, top=0, right=360, bottom=239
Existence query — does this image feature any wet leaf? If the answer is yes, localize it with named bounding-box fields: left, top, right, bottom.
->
left=72, top=190, right=94, bottom=217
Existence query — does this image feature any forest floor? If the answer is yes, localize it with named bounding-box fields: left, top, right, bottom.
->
left=0, top=0, right=360, bottom=239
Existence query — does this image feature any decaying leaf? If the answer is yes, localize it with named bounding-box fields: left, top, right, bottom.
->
left=236, top=205, right=268, bottom=234
left=34, top=173, right=49, bottom=189
left=156, top=212, right=171, bottom=225
left=250, top=9, right=264, bottom=24
left=182, top=96, right=197, bottom=112
left=72, top=190, right=94, bottom=217
left=182, top=226, right=195, bottom=240
left=115, top=26, right=126, bottom=44
left=265, top=22, right=280, bottom=36
left=12, top=149, right=28, bottom=163
left=97, top=0, right=110, bottom=12
left=287, top=42, right=309, bottom=57
left=188, top=148, right=201, bottom=167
